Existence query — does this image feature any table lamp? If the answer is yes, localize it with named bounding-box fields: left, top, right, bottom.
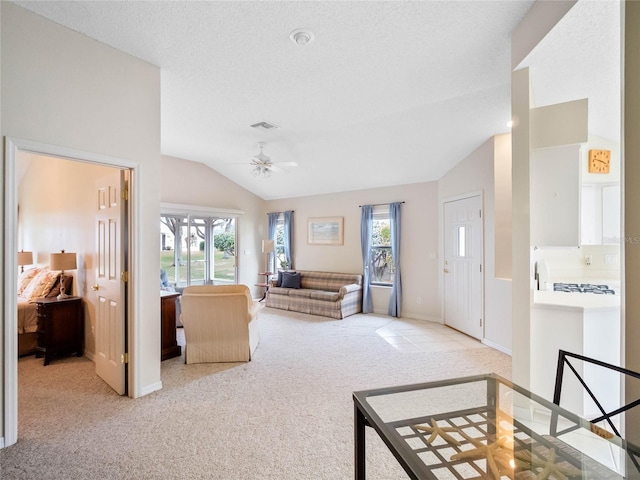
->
left=17, top=250, right=33, bottom=273
left=50, top=250, right=77, bottom=300
left=261, top=239, right=275, bottom=273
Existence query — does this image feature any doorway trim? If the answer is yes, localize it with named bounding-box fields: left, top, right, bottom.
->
left=3, top=136, right=139, bottom=448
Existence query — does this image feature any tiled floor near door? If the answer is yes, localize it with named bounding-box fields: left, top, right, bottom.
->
left=375, top=318, right=485, bottom=353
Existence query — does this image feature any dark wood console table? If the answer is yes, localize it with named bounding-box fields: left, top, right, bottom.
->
left=161, top=291, right=181, bottom=361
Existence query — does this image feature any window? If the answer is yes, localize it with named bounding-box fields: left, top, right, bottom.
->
left=160, top=204, right=241, bottom=287
left=370, top=208, right=395, bottom=285
left=274, top=215, right=287, bottom=270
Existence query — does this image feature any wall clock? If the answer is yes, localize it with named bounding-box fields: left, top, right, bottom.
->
left=588, top=149, right=611, bottom=174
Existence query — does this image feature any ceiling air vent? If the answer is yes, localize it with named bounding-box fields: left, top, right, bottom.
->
left=250, top=121, right=280, bottom=130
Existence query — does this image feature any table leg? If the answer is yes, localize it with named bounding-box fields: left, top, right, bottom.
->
left=355, top=404, right=366, bottom=479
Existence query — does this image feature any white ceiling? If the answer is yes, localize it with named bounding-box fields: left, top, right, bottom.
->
left=519, top=0, right=621, bottom=145
left=15, top=1, right=537, bottom=200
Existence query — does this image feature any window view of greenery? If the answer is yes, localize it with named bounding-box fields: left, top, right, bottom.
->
left=274, top=222, right=289, bottom=270
left=161, top=215, right=236, bottom=286
left=371, top=217, right=394, bottom=285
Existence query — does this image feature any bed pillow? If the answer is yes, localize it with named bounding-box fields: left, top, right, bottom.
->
left=22, top=269, right=60, bottom=300
left=280, top=271, right=301, bottom=289
left=17, top=267, right=41, bottom=296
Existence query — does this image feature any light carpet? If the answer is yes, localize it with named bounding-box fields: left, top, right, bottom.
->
left=1, top=308, right=511, bottom=479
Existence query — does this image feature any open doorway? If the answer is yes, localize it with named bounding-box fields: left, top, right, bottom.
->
left=4, top=137, right=137, bottom=447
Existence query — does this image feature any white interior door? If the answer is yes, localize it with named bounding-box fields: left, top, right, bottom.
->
left=443, top=195, right=483, bottom=339
left=94, top=171, right=126, bottom=395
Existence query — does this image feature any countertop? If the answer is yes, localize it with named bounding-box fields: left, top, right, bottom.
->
left=532, top=289, right=620, bottom=311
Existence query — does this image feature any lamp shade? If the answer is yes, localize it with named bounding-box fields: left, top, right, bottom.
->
left=17, top=251, right=33, bottom=266
left=261, top=239, right=275, bottom=253
left=50, top=251, right=77, bottom=271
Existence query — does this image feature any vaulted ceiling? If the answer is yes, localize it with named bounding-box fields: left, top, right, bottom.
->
left=15, top=1, right=537, bottom=199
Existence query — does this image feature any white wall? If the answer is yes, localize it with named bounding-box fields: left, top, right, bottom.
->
left=161, top=155, right=265, bottom=294
left=18, top=153, right=115, bottom=357
left=265, top=182, right=440, bottom=320
left=1, top=1, right=162, bottom=434
left=438, top=134, right=512, bottom=352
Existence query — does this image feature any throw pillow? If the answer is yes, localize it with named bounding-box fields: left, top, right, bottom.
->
left=280, top=271, right=301, bottom=289
left=276, top=271, right=284, bottom=287
left=22, top=269, right=60, bottom=300
left=17, top=267, right=41, bottom=296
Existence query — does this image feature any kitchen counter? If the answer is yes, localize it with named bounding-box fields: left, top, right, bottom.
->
left=531, top=288, right=621, bottom=418
left=533, top=289, right=620, bottom=311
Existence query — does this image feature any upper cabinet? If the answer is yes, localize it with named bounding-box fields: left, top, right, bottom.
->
left=581, top=183, right=621, bottom=245
left=530, top=145, right=581, bottom=247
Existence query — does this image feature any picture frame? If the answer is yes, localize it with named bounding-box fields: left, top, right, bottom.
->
left=308, top=217, right=344, bottom=245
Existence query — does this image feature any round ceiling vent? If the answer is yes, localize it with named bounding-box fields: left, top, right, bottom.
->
left=290, top=29, right=314, bottom=45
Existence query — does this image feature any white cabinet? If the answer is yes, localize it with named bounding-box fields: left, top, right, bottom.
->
left=530, top=145, right=581, bottom=247
left=581, top=183, right=621, bottom=245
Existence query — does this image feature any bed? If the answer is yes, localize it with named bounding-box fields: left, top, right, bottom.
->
left=17, top=268, right=73, bottom=356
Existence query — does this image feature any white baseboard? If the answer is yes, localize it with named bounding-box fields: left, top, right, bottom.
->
left=139, top=381, right=163, bottom=397
left=482, top=338, right=512, bottom=356
left=0, top=436, right=4, bottom=449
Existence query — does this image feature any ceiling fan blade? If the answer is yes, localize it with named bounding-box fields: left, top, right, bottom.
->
left=273, top=161, right=298, bottom=167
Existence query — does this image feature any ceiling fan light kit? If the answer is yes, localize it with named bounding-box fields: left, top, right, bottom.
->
left=252, top=165, right=272, bottom=178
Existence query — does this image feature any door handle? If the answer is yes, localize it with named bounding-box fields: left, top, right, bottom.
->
left=92, top=284, right=100, bottom=291
left=443, top=269, right=449, bottom=274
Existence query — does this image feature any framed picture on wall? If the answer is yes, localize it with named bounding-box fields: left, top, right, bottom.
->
left=308, top=217, right=344, bottom=245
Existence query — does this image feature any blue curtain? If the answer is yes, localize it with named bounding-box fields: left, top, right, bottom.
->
left=267, top=212, right=279, bottom=272
left=360, top=205, right=374, bottom=313
left=283, top=210, right=294, bottom=270
left=388, top=202, right=402, bottom=317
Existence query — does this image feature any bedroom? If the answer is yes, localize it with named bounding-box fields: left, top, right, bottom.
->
left=16, top=151, right=125, bottom=373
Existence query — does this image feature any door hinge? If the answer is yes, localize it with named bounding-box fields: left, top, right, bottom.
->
left=122, top=188, right=128, bottom=201
left=121, top=271, right=129, bottom=282
left=121, top=353, right=129, bottom=364
left=480, top=264, right=482, bottom=273
left=479, top=209, right=482, bottom=218
left=480, top=318, right=483, bottom=327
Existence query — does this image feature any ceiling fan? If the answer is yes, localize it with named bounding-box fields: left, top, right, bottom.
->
left=250, top=142, right=297, bottom=177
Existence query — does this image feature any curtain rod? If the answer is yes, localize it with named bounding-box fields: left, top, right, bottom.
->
left=266, top=210, right=294, bottom=215
left=358, top=201, right=405, bottom=207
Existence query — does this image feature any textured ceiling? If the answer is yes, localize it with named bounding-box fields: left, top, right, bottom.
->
left=15, top=1, right=537, bottom=200
left=519, top=0, right=621, bottom=145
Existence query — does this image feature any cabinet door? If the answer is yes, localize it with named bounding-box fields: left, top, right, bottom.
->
left=581, top=185, right=601, bottom=245
left=530, top=145, right=581, bottom=247
left=602, top=184, right=621, bottom=244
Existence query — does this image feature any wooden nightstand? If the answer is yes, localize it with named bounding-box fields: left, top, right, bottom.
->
left=35, top=296, right=84, bottom=366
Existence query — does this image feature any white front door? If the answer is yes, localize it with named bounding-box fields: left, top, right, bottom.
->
left=94, top=171, right=127, bottom=395
left=443, top=195, right=483, bottom=339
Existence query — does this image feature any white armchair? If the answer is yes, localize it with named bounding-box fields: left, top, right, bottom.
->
left=180, top=284, right=261, bottom=364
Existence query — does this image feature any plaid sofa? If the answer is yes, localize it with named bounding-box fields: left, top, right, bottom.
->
left=266, top=270, right=363, bottom=319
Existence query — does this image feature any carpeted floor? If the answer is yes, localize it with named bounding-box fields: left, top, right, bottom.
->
left=1, top=308, right=511, bottom=479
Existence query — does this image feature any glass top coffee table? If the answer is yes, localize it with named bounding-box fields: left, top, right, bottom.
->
left=353, top=373, right=640, bottom=479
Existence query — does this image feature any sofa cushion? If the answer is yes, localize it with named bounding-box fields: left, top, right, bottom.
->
left=280, top=271, right=301, bottom=289
left=298, top=271, right=363, bottom=292
left=309, top=290, right=340, bottom=302
left=268, top=286, right=291, bottom=295
left=288, top=288, right=312, bottom=298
